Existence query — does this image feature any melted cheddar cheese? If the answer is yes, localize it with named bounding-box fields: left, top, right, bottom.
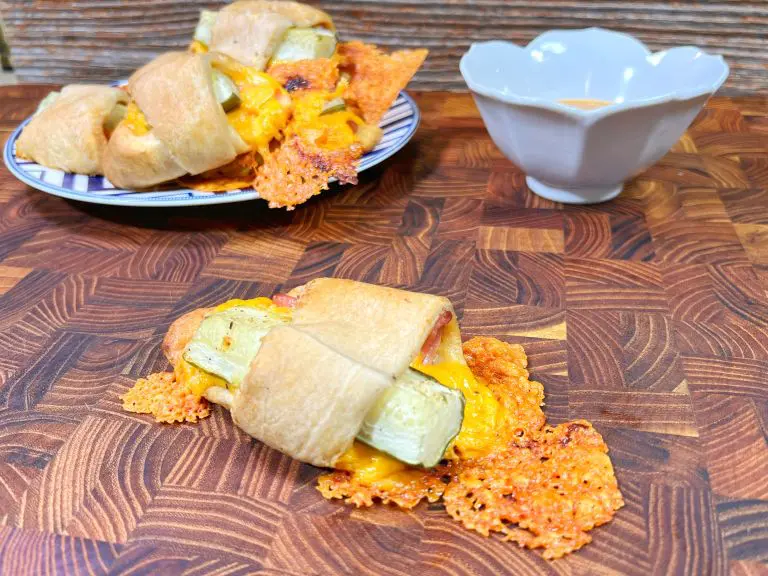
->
left=175, top=298, right=292, bottom=397
left=123, top=101, right=150, bottom=136
left=335, top=443, right=421, bottom=488
left=288, top=87, right=365, bottom=151
left=213, top=62, right=293, bottom=156
left=190, top=40, right=208, bottom=54
left=336, top=319, right=506, bottom=484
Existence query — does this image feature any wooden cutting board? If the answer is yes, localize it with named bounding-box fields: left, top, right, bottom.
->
left=0, top=87, right=767, bottom=575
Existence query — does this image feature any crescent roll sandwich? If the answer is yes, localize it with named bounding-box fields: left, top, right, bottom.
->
left=158, top=278, right=470, bottom=468
left=16, top=85, right=129, bottom=174
left=103, top=51, right=290, bottom=189
left=122, top=278, right=625, bottom=559
left=191, top=0, right=335, bottom=70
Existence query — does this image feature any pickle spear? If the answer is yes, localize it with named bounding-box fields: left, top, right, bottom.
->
left=211, top=69, right=242, bottom=112
left=194, top=9, right=218, bottom=47
left=183, top=305, right=287, bottom=386
left=271, top=27, right=337, bottom=63
left=358, top=369, right=464, bottom=468
left=320, top=97, right=346, bottom=115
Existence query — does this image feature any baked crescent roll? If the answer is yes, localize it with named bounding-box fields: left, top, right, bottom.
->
left=163, top=278, right=460, bottom=467
left=289, top=278, right=454, bottom=379
left=102, top=123, right=186, bottom=190
left=103, top=52, right=249, bottom=189
left=208, top=1, right=334, bottom=70
left=230, top=325, right=392, bottom=465
left=223, top=0, right=334, bottom=29
left=16, top=85, right=129, bottom=175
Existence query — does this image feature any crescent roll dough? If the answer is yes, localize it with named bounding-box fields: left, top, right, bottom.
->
left=232, top=325, right=391, bottom=466
left=103, top=52, right=249, bottom=189
left=16, top=85, right=129, bottom=175
left=209, top=0, right=334, bottom=70
left=102, top=124, right=187, bottom=190
left=163, top=279, right=456, bottom=467
left=289, top=278, right=454, bottom=379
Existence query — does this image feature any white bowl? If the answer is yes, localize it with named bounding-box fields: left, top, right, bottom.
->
left=460, top=28, right=729, bottom=204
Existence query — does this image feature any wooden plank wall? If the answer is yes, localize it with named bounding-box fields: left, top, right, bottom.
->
left=1, top=1, right=766, bottom=94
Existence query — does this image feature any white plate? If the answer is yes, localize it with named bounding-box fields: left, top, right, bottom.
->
left=3, top=91, right=420, bottom=207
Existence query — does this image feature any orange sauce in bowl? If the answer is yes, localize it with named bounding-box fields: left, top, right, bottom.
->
left=559, top=98, right=613, bottom=110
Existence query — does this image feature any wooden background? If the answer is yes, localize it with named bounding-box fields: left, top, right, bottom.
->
left=0, top=86, right=768, bottom=574
left=1, top=0, right=767, bottom=94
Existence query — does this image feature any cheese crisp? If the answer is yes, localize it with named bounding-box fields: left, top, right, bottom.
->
left=318, top=337, right=624, bottom=559
left=339, top=41, right=429, bottom=124
left=121, top=371, right=211, bottom=424
left=266, top=58, right=340, bottom=94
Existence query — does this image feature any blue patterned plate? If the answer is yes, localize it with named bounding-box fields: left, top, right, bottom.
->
left=3, top=91, right=420, bottom=207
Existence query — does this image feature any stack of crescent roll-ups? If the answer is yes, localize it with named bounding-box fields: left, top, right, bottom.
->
left=161, top=278, right=466, bottom=468
left=15, top=0, right=428, bottom=209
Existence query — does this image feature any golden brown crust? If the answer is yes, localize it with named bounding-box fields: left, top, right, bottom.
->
left=210, top=10, right=292, bottom=71
left=103, top=123, right=187, bottom=189
left=209, top=1, right=334, bottom=70
left=16, top=85, right=128, bottom=175
left=159, top=280, right=455, bottom=466
left=105, top=52, right=250, bottom=188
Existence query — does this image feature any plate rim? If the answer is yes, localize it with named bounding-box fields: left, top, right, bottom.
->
left=3, top=90, right=420, bottom=208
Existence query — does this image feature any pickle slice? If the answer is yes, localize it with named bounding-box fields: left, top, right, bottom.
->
left=194, top=9, right=218, bottom=47
left=212, top=69, right=242, bottom=112
left=358, top=369, right=465, bottom=468
left=271, top=27, right=337, bottom=63
left=183, top=305, right=288, bottom=386
left=320, top=97, right=346, bottom=115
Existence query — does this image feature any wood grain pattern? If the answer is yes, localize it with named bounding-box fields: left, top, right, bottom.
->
left=1, top=89, right=767, bottom=574
left=1, top=1, right=767, bottom=94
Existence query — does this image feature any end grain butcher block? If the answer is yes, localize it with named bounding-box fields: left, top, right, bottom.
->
left=0, top=86, right=767, bottom=575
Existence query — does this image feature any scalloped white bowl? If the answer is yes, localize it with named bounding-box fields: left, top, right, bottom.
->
left=460, top=28, right=729, bottom=204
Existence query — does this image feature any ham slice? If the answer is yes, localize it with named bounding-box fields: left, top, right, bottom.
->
left=273, top=293, right=298, bottom=308
left=420, top=310, right=453, bottom=364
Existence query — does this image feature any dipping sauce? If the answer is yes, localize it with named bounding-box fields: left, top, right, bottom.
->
left=559, top=98, right=613, bottom=110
